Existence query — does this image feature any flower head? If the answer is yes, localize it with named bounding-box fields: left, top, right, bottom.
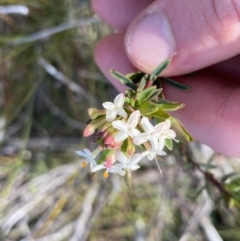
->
left=133, top=117, right=163, bottom=146
left=133, top=118, right=176, bottom=146
left=158, top=119, right=177, bottom=140
left=112, top=110, right=141, bottom=142
left=76, top=149, right=98, bottom=169
left=142, top=138, right=166, bottom=161
left=91, top=158, right=125, bottom=178
left=102, top=93, right=127, bottom=121
left=116, top=151, right=143, bottom=172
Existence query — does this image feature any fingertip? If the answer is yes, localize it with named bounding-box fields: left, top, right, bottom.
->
left=94, top=34, right=136, bottom=92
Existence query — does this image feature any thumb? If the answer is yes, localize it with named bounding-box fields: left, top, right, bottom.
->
left=125, top=0, right=240, bottom=75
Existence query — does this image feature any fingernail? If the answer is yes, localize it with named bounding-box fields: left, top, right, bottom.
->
left=125, top=11, right=176, bottom=72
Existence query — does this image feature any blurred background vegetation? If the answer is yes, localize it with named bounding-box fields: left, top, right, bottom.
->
left=0, top=1, right=240, bottom=240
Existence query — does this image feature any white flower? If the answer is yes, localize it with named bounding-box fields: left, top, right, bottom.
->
left=102, top=93, right=127, bottom=121
left=112, top=110, right=141, bottom=142
left=133, top=118, right=176, bottom=147
left=116, top=151, right=143, bottom=172
left=91, top=159, right=125, bottom=178
left=158, top=119, right=177, bottom=140
left=76, top=149, right=97, bottom=169
left=133, top=117, right=164, bottom=146
left=142, top=138, right=166, bottom=161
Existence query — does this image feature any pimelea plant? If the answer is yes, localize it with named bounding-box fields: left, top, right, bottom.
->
left=76, top=59, right=193, bottom=185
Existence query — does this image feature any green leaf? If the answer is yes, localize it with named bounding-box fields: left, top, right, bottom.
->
left=130, top=98, right=136, bottom=107
left=150, top=88, right=162, bottom=100
left=160, top=77, right=191, bottom=90
left=137, top=86, right=156, bottom=104
left=124, top=169, right=132, bottom=187
left=126, top=72, right=145, bottom=83
left=165, top=139, right=173, bottom=151
left=154, top=99, right=184, bottom=111
left=138, top=101, right=159, bottom=115
left=97, top=149, right=112, bottom=164
left=151, top=108, right=169, bottom=119
left=170, top=117, right=194, bottom=143
left=137, top=75, right=148, bottom=92
left=220, top=173, right=240, bottom=184
left=149, top=59, right=171, bottom=81
left=109, top=69, right=137, bottom=89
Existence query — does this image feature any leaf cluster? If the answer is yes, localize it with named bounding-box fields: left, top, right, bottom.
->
left=110, top=59, right=193, bottom=144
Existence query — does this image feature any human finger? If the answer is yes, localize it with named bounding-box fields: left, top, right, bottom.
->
left=91, top=0, right=153, bottom=32
left=125, top=0, right=240, bottom=76
left=94, top=33, right=136, bottom=92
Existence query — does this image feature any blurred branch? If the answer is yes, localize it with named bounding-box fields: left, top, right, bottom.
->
left=3, top=137, right=80, bottom=152
left=39, top=89, right=86, bottom=130
left=11, top=16, right=100, bottom=45
left=69, top=182, right=100, bottom=241
left=200, top=216, right=223, bottom=241
left=183, top=147, right=240, bottom=202
left=38, top=58, right=95, bottom=101
left=0, top=162, right=82, bottom=235
left=0, top=5, right=29, bottom=15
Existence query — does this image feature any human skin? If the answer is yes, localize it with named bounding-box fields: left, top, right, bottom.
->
left=91, top=0, right=240, bottom=158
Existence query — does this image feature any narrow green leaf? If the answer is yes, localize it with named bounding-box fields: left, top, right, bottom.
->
left=124, top=169, right=132, bottom=187
left=126, top=72, right=145, bottom=83
left=170, top=117, right=194, bottom=143
left=160, top=77, right=191, bottom=90
left=138, top=101, right=158, bottom=115
left=149, top=59, right=171, bottom=81
left=150, top=88, right=162, bottom=100
left=130, top=98, right=136, bottom=107
left=109, top=69, right=137, bottom=89
left=151, top=108, right=169, bottom=119
left=165, top=139, right=173, bottom=151
left=137, top=77, right=147, bottom=92
left=137, top=86, right=156, bottom=104
left=124, top=97, right=131, bottom=104
left=157, top=102, right=184, bottom=111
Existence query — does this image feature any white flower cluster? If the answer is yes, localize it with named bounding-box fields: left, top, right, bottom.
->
left=76, top=93, right=177, bottom=178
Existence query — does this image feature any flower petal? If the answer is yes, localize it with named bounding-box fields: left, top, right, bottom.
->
left=112, top=120, right=128, bottom=131
left=165, top=130, right=176, bottom=139
left=90, top=160, right=98, bottom=169
left=114, top=131, right=128, bottom=142
left=83, top=149, right=91, bottom=156
left=128, top=110, right=140, bottom=128
left=141, top=117, right=154, bottom=133
left=106, top=110, right=117, bottom=121
left=154, top=121, right=167, bottom=134
left=129, top=129, right=140, bottom=138
left=116, top=107, right=127, bottom=118
left=133, top=133, right=150, bottom=145
left=102, top=102, right=115, bottom=110
left=110, top=166, right=125, bottom=176
left=158, top=138, right=165, bottom=150
left=114, top=93, right=125, bottom=107
left=116, top=150, right=128, bottom=165
left=130, top=153, right=142, bottom=165
left=147, top=152, right=156, bottom=161
left=91, top=164, right=105, bottom=172
left=156, top=150, right=166, bottom=156
left=76, top=150, right=89, bottom=158
left=149, top=136, right=158, bottom=150
left=165, top=119, right=171, bottom=129
left=130, top=164, right=140, bottom=171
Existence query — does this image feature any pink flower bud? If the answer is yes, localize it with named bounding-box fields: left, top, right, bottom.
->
left=105, top=151, right=116, bottom=165
left=104, top=132, right=122, bottom=149
left=83, top=117, right=106, bottom=137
